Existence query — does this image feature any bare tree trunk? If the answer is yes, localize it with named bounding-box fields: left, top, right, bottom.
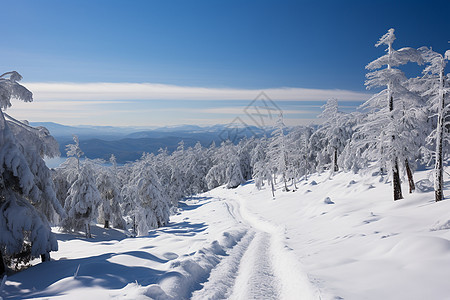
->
left=404, top=159, right=415, bottom=193
left=0, top=251, right=6, bottom=275
left=104, top=220, right=110, bottom=229
left=283, top=174, right=289, bottom=192
left=40, top=252, right=50, bottom=262
left=393, top=159, right=403, bottom=200
left=333, top=148, right=339, bottom=172
left=387, top=44, right=403, bottom=201
left=270, top=175, right=275, bottom=198
left=435, top=68, right=446, bottom=202
left=85, top=223, right=91, bottom=238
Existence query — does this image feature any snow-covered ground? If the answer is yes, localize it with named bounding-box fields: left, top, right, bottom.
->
left=2, top=169, right=450, bottom=299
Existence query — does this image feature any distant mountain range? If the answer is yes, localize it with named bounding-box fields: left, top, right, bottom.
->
left=31, top=122, right=270, bottom=163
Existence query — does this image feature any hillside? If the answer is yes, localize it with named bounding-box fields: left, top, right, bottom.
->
left=32, top=122, right=268, bottom=163
left=3, top=168, right=450, bottom=299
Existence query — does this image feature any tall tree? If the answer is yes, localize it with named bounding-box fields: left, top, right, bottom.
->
left=361, top=28, right=423, bottom=200
left=0, top=71, right=63, bottom=274
left=268, top=114, right=290, bottom=192
left=312, top=99, right=355, bottom=173
left=96, top=155, right=125, bottom=229
left=62, top=137, right=101, bottom=238
left=418, top=47, right=450, bottom=201
left=122, top=153, right=170, bottom=236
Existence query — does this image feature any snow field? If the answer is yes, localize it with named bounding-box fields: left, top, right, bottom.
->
left=3, top=168, right=450, bottom=300
left=3, top=196, right=248, bottom=299
left=225, top=170, right=450, bottom=299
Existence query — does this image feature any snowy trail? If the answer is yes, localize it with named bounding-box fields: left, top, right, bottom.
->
left=193, top=193, right=319, bottom=300
left=229, top=231, right=281, bottom=300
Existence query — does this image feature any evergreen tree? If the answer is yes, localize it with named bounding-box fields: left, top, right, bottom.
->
left=96, top=155, right=125, bottom=229
left=312, top=99, right=355, bottom=173
left=268, top=114, right=290, bottom=192
left=0, top=71, right=62, bottom=274
left=417, top=47, right=450, bottom=201
left=123, top=153, right=170, bottom=236
left=61, top=137, right=101, bottom=238
left=356, top=29, right=423, bottom=200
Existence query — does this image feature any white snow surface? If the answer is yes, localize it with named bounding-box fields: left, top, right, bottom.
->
left=3, top=169, right=450, bottom=299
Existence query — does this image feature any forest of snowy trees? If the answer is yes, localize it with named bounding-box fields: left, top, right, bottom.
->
left=0, top=29, right=449, bottom=275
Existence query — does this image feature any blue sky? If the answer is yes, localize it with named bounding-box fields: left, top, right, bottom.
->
left=1, top=0, right=449, bottom=127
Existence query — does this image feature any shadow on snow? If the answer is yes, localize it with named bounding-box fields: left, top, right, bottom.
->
left=4, top=251, right=167, bottom=299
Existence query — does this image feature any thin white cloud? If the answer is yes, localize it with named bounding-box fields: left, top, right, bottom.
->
left=199, top=107, right=313, bottom=115
left=23, top=82, right=370, bottom=102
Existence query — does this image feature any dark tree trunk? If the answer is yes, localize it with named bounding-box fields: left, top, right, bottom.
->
left=271, top=175, right=275, bottom=198
left=435, top=125, right=444, bottom=201
left=85, top=223, right=92, bottom=239
left=40, top=252, right=50, bottom=262
left=404, top=159, right=415, bottom=194
left=388, top=88, right=403, bottom=201
left=283, top=174, right=289, bottom=192
left=393, top=159, right=403, bottom=200
left=133, top=215, right=137, bottom=236
left=0, top=251, right=6, bottom=275
left=435, top=68, right=445, bottom=202
left=104, top=220, right=110, bottom=229
left=333, top=148, right=339, bottom=172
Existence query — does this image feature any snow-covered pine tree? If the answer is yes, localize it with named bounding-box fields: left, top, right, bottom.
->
left=417, top=47, right=450, bottom=201
left=6, top=115, right=64, bottom=224
left=225, top=144, right=245, bottom=189
left=288, top=126, right=316, bottom=181
left=170, top=141, right=190, bottom=199
left=96, top=155, right=125, bottom=229
left=153, top=148, right=178, bottom=207
left=66, top=135, right=83, bottom=171
left=206, top=140, right=245, bottom=189
left=0, top=71, right=62, bottom=274
left=123, top=153, right=170, bottom=236
left=251, top=137, right=277, bottom=195
left=237, top=137, right=254, bottom=182
left=268, top=114, right=290, bottom=192
left=358, top=28, right=423, bottom=200
left=62, top=137, right=101, bottom=238
left=312, top=99, right=355, bottom=173
left=184, top=142, right=209, bottom=195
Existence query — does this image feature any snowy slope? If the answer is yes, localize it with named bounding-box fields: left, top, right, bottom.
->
left=2, top=169, right=450, bottom=299
left=216, top=170, right=450, bottom=300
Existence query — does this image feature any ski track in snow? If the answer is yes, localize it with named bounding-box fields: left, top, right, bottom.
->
left=229, top=231, right=280, bottom=300
left=193, top=194, right=317, bottom=300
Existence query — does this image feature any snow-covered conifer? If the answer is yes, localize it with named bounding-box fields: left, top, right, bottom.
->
left=62, top=138, right=101, bottom=238
left=354, top=29, right=423, bottom=200
left=288, top=126, right=316, bottom=181
left=312, top=99, right=355, bottom=173
left=206, top=140, right=245, bottom=189
left=268, top=114, right=290, bottom=191
left=0, top=71, right=61, bottom=274
left=123, top=153, right=170, bottom=236
left=96, top=155, right=125, bottom=229
left=417, top=47, right=450, bottom=201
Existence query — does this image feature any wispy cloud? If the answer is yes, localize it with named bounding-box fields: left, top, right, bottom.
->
left=7, top=82, right=365, bottom=126
left=199, top=107, right=313, bottom=115
left=23, top=82, right=370, bottom=102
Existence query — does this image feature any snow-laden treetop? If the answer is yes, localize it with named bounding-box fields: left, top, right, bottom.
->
left=0, top=71, right=33, bottom=110
left=375, top=28, right=395, bottom=48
